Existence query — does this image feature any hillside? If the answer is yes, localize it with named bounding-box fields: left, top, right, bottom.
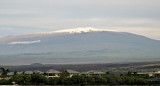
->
left=0, top=28, right=160, bottom=65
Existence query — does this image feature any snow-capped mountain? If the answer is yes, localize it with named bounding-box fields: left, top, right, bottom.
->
left=35, top=27, right=119, bottom=34
left=0, top=28, right=160, bottom=65
left=0, top=27, right=118, bottom=43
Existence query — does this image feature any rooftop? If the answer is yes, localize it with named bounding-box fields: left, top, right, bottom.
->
left=25, top=71, right=34, bottom=74
left=7, top=72, right=14, bottom=76
left=46, top=69, right=60, bottom=73
left=82, top=70, right=105, bottom=74
left=34, top=70, right=44, bottom=74
left=17, top=72, right=23, bottom=74
left=66, top=69, right=79, bottom=74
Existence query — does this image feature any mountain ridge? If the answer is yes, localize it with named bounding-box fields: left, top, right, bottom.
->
left=0, top=28, right=120, bottom=43
left=0, top=28, right=160, bottom=65
left=0, top=28, right=159, bottom=43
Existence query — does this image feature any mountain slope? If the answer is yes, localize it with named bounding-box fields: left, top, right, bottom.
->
left=0, top=28, right=160, bottom=65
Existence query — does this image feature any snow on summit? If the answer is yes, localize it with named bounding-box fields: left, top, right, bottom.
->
left=0, top=28, right=120, bottom=43
left=35, top=27, right=119, bottom=35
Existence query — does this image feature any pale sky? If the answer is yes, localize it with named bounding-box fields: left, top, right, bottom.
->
left=0, top=0, right=160, bottom=40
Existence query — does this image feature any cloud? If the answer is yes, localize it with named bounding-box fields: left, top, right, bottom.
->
left=0, top=0, right=160, bottom=40
left=8, top=40, right=41, bottom=45
left=0, top=17, right=160, bottom=40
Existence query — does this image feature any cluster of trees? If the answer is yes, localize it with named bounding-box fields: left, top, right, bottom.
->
left=0, top=73, right=148, bottom=85
left=0, top=67, right=10, bottom=78
left=0, top=68, right=160, bottom=85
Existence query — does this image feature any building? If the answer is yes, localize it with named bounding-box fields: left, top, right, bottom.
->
left=24, top=71, right=34, bottom=75
left=137, top=72, right=154, bottom=77
left=66, top=69, right=79, bottom=77
left=155, top=71, right=160, bottom=74
left=17, top=72, right=23, bottom=75
left=7, top=72, right=14, bottom=79
left=7, top=72, right=14, bottom=76
left=46, top=69, right=60, bottom=78
left=136, top=71, right=160, bottom=77
left=34, top=70, right=44, bottom=74
left=82, top=70, right=105, bottom=76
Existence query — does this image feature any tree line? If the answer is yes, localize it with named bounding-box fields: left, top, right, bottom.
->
left=0, top=68, right=160, bottom=85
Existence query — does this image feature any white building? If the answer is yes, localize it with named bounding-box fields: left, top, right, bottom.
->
left=24, top=71, right=34, bottom=75
left=82, top=70, right=105, bottom=76
left=66, top=69, right=79, bottom=77
left=137, top=71, right=160, bottom=77
left=46, top=69, right=60, bottom=78
left=34, top=70, right=44, bottom=74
